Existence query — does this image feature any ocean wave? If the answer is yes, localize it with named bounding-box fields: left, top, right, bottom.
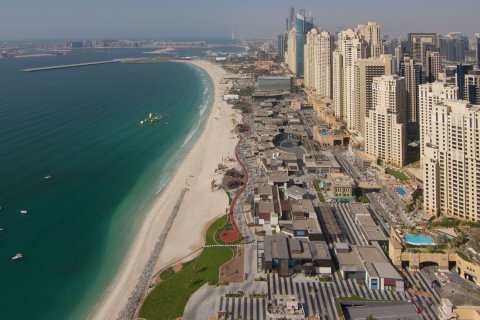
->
left=182, top=120, right=201, bottom=147
left=199, top=101, right=208, bottom=116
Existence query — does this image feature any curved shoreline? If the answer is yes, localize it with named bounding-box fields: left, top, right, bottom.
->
left=89, top=60, right=240, bottom=319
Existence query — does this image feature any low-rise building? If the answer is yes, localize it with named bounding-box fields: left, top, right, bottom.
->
left=257, top=75, right=294, bottom=93
left=336, top=244, right=404, bottom=291
left=285, top=185, right=310, bottom=200
left=325, top=173, right=355, bottom=198
left=302, top=152, right=341, bottom=176
left=264, top=234, right=333, bottom=276
left=350, top=203, right=388, bottom=249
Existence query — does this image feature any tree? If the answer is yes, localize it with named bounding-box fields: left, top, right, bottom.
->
left=366, top=315, right=377, bottom=320
left=451, top=232, right=468, bottom=248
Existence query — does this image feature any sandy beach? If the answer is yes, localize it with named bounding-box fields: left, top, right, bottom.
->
left=90, top=60, right=240, bottom=319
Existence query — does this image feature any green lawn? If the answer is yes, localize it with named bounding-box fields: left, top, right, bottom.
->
left=139, top=215, right=234, bottom=320
left=385, top=168, right=409, bottom=182
left=233, top=102, right=250, bottom=111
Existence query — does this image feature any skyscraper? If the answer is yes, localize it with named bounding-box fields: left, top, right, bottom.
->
left=288, top=6, right=295, bottom=31
left=304, top=28, right=334, bottom=98
left=426, top=50, right=441, bottom=83
left=333, top=51, right=344, bottom=120
left=353, top=55, right=392, bottom=135
left=337, top=29, right=367, bottom=129
left=439, top=32, right=469, bottom=63
left=365, top=75, right=407, bottom=167
left=456, top=64, right=473, bottom=100
left=355, top=22, right=384, bottom=58
left=408, top=33, right=438, bottom=79
left=294, top=13, right=314, bottom=77
left=277, top=34, right=286, bottom=61
left=423, top=100, right=480, bottom=221
left=465, top=73, right=480, bottom=105
left=400, top=56, right=423, bottom=123
left=418, top=82, right=458, bottom=164
left=476, top=34, right=480, bottom=69
left=285, top=27, right=297, bottom=75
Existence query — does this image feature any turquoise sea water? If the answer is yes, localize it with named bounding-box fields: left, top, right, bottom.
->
left=0, top=48, right=229, bottom=319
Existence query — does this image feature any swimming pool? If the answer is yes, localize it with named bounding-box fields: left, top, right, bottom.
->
left=394, top=186, right=408, bottom=197
left=403, top=234, right=435, bottom=246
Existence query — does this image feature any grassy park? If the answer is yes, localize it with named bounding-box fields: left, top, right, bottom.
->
left=385, top=168, right=409, bottom=182
left=139, top=215, right=235, bottom=319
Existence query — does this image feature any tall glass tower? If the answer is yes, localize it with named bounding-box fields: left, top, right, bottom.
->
left=295, top=13, right=314, bottom=77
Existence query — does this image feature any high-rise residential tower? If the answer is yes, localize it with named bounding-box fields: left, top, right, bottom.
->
left=337, top=29, right=367, bottom=129
left=355, top=22, right=384, bottom=58
left=423, top=100, right=480, bottom=221
left=304, top=28, right=334, bottom=98
left=353, top=55, right=392, bottom=135
left=476, top=34, right=480, bottom=69
left=426, top=50, right=441, bottom=83
left=418, top=82, right=458, bottom=164
left=465, top=73, right=480, bottom=105
left=400, top=56, right=423, bottom=123
left=333, top=51, right=344, bottom=119
left=285, top=27, right=297, bottom=75
left=277, top=34, right=286, bottom=61
left=408, top=33, right=438, bottom=79
left=456, top=64, right=473, bottom=100
left=365, top=75, right=407, bottom=167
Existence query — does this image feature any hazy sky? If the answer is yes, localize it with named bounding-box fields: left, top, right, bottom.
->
left=1, top=0, right=479, bottom=40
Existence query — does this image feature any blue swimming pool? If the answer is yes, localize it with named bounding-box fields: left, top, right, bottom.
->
left=394, top=186, right=408, bottom=197
left=403, top=234, right=435, bottom=245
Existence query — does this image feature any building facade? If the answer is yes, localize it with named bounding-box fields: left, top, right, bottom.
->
left=294, top=13, right=314, bottom=77
left=408, top=33, right=438, bottom=79
left=423, top=100, right=480, bottom=221
left=365, top=75, right=407, bottom=167
left=304, top=28, right=333, bottom=98
left=355, top=21, right=384, bottom=59
left=333, top=51, right=344, bottom=119
left=337, top=29, right=367, bottom=129
left=456, top=64, right=473, bottom=100
left=418, top=82, right=458, bottom=165
left=353, top=55, right=392, bottom=135
left=257, top=76, right=294, bottom=93
left=465, top=73, right=480, bottom=105
left=400, top=56, right=423, bottom=123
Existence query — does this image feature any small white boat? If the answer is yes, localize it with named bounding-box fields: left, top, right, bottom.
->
left=44, top=175, right=52, bottom=180
left=20, top=210, right=28, bottom=215
left=12, top=253, right=23, bottom=260
left=0, top=228, right=4, bottom=231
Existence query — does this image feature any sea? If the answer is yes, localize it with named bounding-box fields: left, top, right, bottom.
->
left=0, top=44, right=244, bottom=319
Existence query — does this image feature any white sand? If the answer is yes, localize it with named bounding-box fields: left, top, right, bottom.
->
left=90, top=60, right=240, bottom=319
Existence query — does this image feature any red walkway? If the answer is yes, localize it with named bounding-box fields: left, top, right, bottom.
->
left=220, top=126, right=249, bottom=242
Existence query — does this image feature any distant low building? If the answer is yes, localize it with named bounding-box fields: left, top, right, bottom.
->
left=223, top=94, right=239, bottom=101
left=257, top=75, right=294, bottom=93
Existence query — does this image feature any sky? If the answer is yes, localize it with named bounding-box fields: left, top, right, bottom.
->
left=1, top=0, right=479, bottom=41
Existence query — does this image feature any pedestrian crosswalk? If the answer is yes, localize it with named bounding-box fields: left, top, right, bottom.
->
left=216, top=273, right=430, bottom=320
left=402, top=269, right=441, bottom=320
left=218, top=295, right=267, bottom=320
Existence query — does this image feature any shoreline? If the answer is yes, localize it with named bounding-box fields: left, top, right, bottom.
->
left=89, top=60, right=240, bottom=319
